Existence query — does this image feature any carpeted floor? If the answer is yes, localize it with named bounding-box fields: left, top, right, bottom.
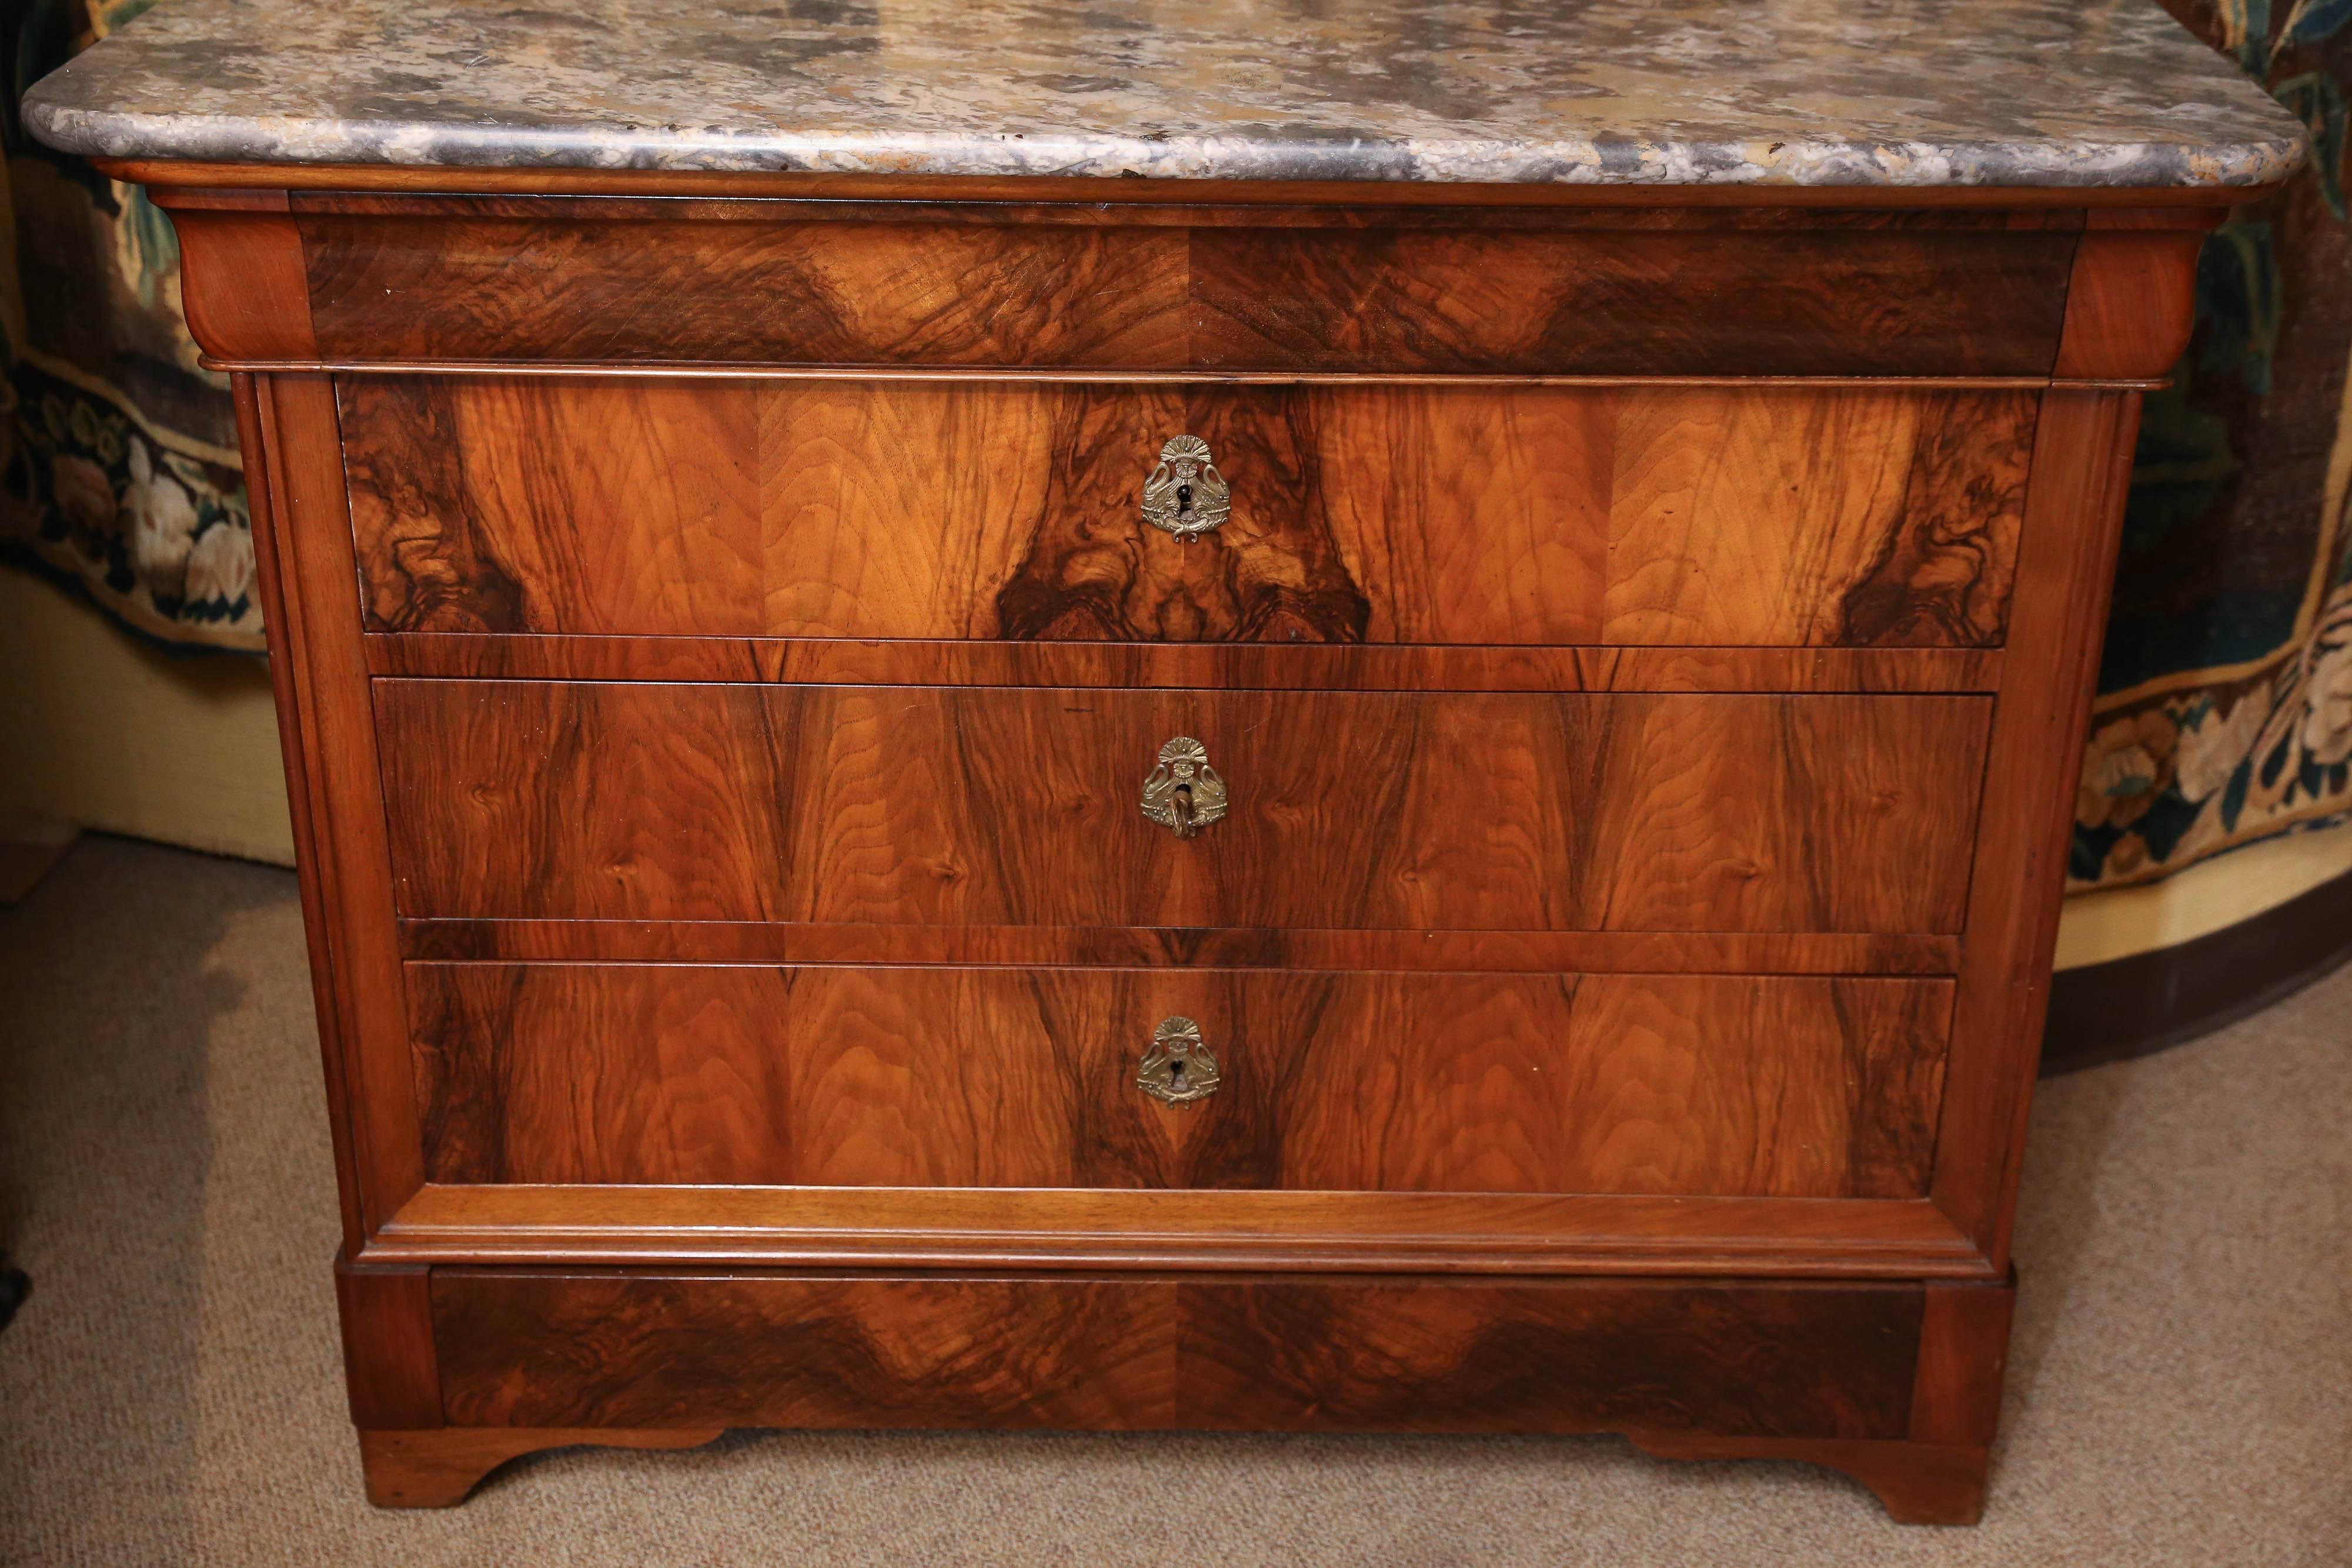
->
left=0, top=836, right=2346, bottom=1566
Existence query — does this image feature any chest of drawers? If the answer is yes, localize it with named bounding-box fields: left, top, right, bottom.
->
left=29, top=0, right=2304, bottom=1527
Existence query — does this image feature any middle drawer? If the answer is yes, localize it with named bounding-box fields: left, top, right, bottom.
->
left=376, top=681, right=1989, bottom=933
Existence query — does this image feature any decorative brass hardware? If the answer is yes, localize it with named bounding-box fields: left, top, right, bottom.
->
left=1137, top=1016, right=1221, bottom=1105
left=1139, top=434, right=1231, bottom=540
left=1139, top=736, right=1228, bottom=839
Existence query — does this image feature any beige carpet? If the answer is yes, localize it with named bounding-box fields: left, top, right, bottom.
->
left=1, top=836, right=2346, bottom=1566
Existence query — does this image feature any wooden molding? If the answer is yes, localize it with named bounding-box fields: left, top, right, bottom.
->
left=104, top=156, right=2286, bottom=210
left=393, top=919, right=1963, bottom=975
left=359, top=1183, right=1996, bottom=1278
left=362, top=634, right=2007, bottom=694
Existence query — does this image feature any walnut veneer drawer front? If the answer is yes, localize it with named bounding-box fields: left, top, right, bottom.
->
left=409, top=964, right=1951, bottom=1198
left=292, top=205, right=2077, bottom=375
left=343, top=376, right=2035, bottom=648
left=375, top=681, right=1990, bottom=933
left=430, top=1270, right=1926, bottom=1440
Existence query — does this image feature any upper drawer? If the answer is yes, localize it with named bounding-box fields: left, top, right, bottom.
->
left=342, top=377, right=2037, bottom=648
left=290, top=200, right=2078, bottom=375
left=376, top=681, right=1990, bottom=934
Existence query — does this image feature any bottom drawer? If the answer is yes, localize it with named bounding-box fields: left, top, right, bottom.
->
left=430, top=1268, right=1925, bottom=1440
left=409, top=962, right=1952, bottom=1200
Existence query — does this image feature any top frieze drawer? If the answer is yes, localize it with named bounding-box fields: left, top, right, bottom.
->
left=205, top=196, right=2083, bottom=377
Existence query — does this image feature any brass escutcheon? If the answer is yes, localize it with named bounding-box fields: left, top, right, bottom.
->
left=1139, top=736, right=1228, bottom=839
left=1139, top=434, right=1231, bottom=540
left=1137, top=1016, right=1221, bottom=1105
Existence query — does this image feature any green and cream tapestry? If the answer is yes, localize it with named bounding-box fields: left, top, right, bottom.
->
left=2074, top=0, right=2352, bottom=889
left=0, top=0, right=255, bottom=651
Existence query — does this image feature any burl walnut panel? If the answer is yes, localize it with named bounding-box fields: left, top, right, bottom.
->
left=430, top=1269, right=1922, bottom=1440
left=407, top=962, right=1952, bottom=1198
left=373, top=681, right=1992, bottom=933
left=295, top=204, right=2076, bottom=374
left=339, top=377, right=2036, bottom=649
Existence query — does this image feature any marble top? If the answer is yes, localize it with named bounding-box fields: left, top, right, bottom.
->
left=24, top=0, right=2308, bottom=190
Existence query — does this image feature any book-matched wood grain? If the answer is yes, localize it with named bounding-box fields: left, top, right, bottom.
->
left=400, top=1265, right=1994, bottom=1518
left=283, top=202, right=2075, bottom=374
left=339, top=376, right=2036, bottom=650
left=428, top=1269, right=1922, bottom=1440
left=406, top=962, right=1952, bottom=1199
left=144, top=170, right=2214, bottom=1520
left=372, top=681, right=1991, bottom=934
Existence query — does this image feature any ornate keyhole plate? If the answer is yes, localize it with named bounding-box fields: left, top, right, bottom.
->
left=1137, top=1016, right=1222, bottom=1105
left=1139, top=736, right=1228, bottom=839
left=1140, top=434, right=1232, bottom=540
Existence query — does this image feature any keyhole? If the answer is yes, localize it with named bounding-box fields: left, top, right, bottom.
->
left=1172, top=784, right=1196, bottom=838
left=1175, top=481, right=1194, bottom=517
left=1168, top=1054, right=1188, bottom=1089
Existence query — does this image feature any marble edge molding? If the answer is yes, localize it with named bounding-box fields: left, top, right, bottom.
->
left=20, top=104, right=2311, bottom=190
left=17, top=0, right=2313, bottom=191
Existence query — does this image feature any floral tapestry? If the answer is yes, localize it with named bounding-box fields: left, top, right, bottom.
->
left=2075, top=0, right=2352, bottom=889
left=0, top=0, right=256, bottom=651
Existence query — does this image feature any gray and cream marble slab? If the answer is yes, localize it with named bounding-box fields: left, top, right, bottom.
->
left=25, top=0, right=2308, bottom=189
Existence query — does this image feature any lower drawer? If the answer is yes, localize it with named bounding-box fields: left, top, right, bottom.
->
left=429, top=1268, right=1925, bottom=1440
left=408, top=962, right=1952, bottom=1199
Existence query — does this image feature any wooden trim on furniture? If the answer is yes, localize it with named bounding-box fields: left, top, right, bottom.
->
left=233, top=373, right=367, bottom=1253
left=362, top=636, right=2009, bottom=694
left=103, top=157, right=2283, bottom=210
left=1932, top=390, right=2141, bottom=1270
left=202, top=361, right=2159, bottom=389
left=256, top=375, right=426, bottom=1230
left=393, top=920, right=1963, bottom=975
left=358, top=1183, right=1997, bottom=1279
